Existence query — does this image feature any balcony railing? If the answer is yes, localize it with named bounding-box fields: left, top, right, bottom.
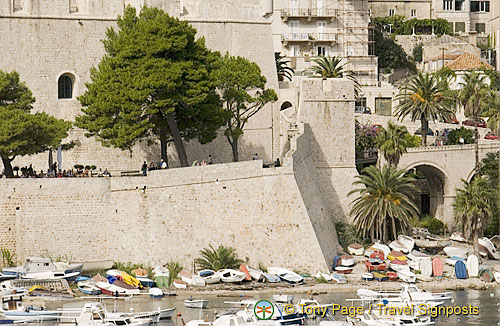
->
left=281, top=8, right=337, bottom=19
left=281, top=33, right=337, bottom=42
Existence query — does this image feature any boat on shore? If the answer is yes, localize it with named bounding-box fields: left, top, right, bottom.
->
left=389, top=235, right=414, bottom=253
left=347, top=243, right=364, bottom=256
left=179, top=270, right=205, bottom=287
left=3, top=258, right=82, bottom=281
left=77, top=280, right=101, bottom=295
left=246, top=266, right=264, bottom=282
left=217, top=269, right=246, bottom=283
left=197, top=270, right=220, bottom=284
left=478, top=237, right=499, bottom=260
left=267, top=268, right=304, bottom=284
left=443, top=246, right=468, bottom=259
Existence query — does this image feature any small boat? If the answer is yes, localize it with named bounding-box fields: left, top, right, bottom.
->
left=455, top=261, right=467, bottom=279
left=314, top=272, right=332, bottom=281
left=368, top=250, right=384, bottom=260
left=361, top=273, right=373, bottom=281
left=262, top=273, right=281, bottom=283
left=78, top=280, right=101, bottom=295
left=106, top=270, right=142, bottom=288
left=0, top=293, right=60, bottom=321
left=414, top=239, right=451, bottom=250
left=92, top=273, right=108, bottom=283
left=450, top=232, right=467, bottom=242
left=420, top=258, right=432, bottom=277
left=371, top=243, right=390, bottom=258
left=184, top=298, right=208, bottom=309
left=267, top=267, right=304, bottom=284
left=0, top=273, right=16, bottom=282
left=179, top=270, right=205, bottom=286
left=389, top=259, right=409, bottom=272
left=79, top=260, right=114, bottom=273
left=339, top=255, right=355, bottom=267
left=217, top=269, right=246, bottom=283
left=239, top=265, right=252, bottom=281
left=432, top=257, right=444, bottom=277
left=173, top=279, right=187, bottom=289
left=479, top=266, right=494, bottom=282
left=197, top=270, right=220, bottom=284
left=397, top=269, right=416, bottom=283
left=372, top=272, right=388, bottom=282
left=21, top=270, right=80, bottom=281
left=131, top=268, right=148, bottom=277
left=389, top=235, right=414, bottom=253
left=330, top=272, right=346, bottom=284
left=443, top=246, right=468, bottom=259
left=386, top=271, right=398, bottom=281
left=478, top=237, right=499, bottom=260
left=95, top=281, right=140, bottom=296
left=466, top=255, right=479, bottom=277
left=364, top=259, right=386, bottom=272
left=137, top=277, right=156, bottom=288
left=334, top=266, right=353, bottom=274
left=445, top=256, right=465, bottom=266
left=387, top=250, right=406, bottom=261
left=158, top=308, right=176, bottom=319
left=407, top=250, right=429, bottom=262
left=347, top=243, right=364, bottom=256
left=272, top=294, right=294, bottom=303
left=149, top=287, right=164, bottom=298
left=494, top=271, right=500, bottom=283
left=246, top=266, right=264, bottom=281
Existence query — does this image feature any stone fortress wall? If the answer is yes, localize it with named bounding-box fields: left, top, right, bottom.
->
left=0, top=0, right=279, bottom=172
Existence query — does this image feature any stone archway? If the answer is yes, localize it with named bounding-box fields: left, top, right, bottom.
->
left=403, top=162, right=452, bottom=221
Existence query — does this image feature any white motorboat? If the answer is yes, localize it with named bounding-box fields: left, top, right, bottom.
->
left=478, top=237, right=499, bottom=260
left=397, top=269, right=416, bottom=283
left=148, top=288, right=163, bottom=298
left=330, top=272, right=346, bottom=284
left=359, top=311, right=434, bottom=326
left=315, top=272, right=333, bottom=281
left=246, top=266, right=264, bottom=281
left=3, top=257, right=82, bottom=282
left=272, top=294, right=294, bottom=303
left=95, top=281, right=140, bottom=296
left=267, top=267, right=304, bottom=284
left=59, top=302, right=149, bottom=326
left=356, top=284, right=451, bottom=303
left=450, top=232, right=467, bottom=242
left=21, top=270, right=81, bottom=281
left=173, top=280, right=187, bottom=289
left=186, top=312, right=285, bottom=326
left=443, top=246, right=468, bottom=259
left=361, top=273, right=373, bottom=281
left=105, top=313, right=152, bottom=326
left=0, top=293, right=60, bottom=321
left=157, top=308, right=175, bottom=320
left=407, top=250, right=429, bottom=262
left=197, top=270, right=220, bottom=284
left=389, top=235, right=415, bottom=254
left=388, top=261, right=410, bottom=273
left=339, top=255, right=355, bottom=267
left=179, top=270, right=205, bottom=286
left=78, top=280, right=101, bottom=295
left=217, top=269, right=246, bottom=283
left=184, top=299, right=208, bottom=309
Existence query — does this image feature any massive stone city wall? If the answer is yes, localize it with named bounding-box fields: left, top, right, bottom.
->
left=0, top=160, right=332, bottom=271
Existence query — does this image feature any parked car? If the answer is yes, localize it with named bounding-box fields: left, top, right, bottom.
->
left=463, top=117, right=487, bottom=128
left=443, top=114, right=459, bottom=124
left=414, top=128, right=434, bottom=136
left=485, top=132, right=499, bottom=140
left=355, top=106, right=372, bottom=114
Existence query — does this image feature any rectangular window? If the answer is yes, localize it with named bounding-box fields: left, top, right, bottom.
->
left=455, top=0, right=464, bottom=10
left=389, top=9, right=395, bottom=16
left=290, top=45, right=301, bottom=57
left=375, top=98, right=392, bottom=116
left=13, top=0, right=22, bottom=12
left=475, top=23, right=486, bottom=33
left=443, top=0, right=453, bottom=10
left=315, top=46, right=328, bottom=56
left=69, top=0, right=78, bottom=13
left=290, top=0, right=299, bottom=15
left=411, top=9, right=417, bottom=17
left=317, top=20, right=326, bottom=40
left=455, top=22, right=465, bottom=32
left=368, top=25, right=375, bottom=55
left=471, top=1, right=490, bottom=12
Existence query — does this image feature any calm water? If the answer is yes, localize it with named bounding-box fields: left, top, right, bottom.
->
left=40, top=288, right=500, bottom=326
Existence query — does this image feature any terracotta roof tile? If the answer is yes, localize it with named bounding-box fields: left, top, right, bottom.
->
left=445, top=52, right=494, bottom=70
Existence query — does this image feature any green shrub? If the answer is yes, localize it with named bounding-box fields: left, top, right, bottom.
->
left=195, top=245, right=243, bottom=271
left=165, top=261, right=183, bottom=286
left=315, top=276, right=329, bottom=283
left=1, top=247, right=15, bottom=267
left=446, top=127, right=474, bottom=145
left=257, top=261, right=268, bottom=273
left=418, top=216, right=445, bottom=234
left=112, top=261, right=152, bottom=276
left=336, top=222, right=364, bottom=250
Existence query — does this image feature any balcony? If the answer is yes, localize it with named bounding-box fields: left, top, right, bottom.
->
left=281, top=33, right=337, bottom=46
left=281, top=8, right=337, bottom=22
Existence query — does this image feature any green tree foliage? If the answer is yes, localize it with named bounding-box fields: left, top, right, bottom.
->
left=215, top=54, right=277, bottom=162
left=195, top=245, right=243, bottom=271
left=374, top=29, right=416, bottom=72
left=446, top=127, right=474, bottom=145
left=165, top=261, right=183, bottom=286
left=335, top=222, right=364, bottom=250
left=275, top=52, right=294, bottom=81
left=349, top=165, right=419, bottom=242
left=372, top=16, right=450, bottom=36
left=478, top=152, right=500, bottom=237
left=308, top=55, right=362, bottom=97
left=0, top=71, right=72, bottom=177
left=458, top=70, right=492, bottom=172
left=376, top=122, right=413, bottom=167
left=413, top=43, right=423, bottom=63
left=76, top=6, right=226, bottom=167
left=453, top=177, right=497, bottom=256
left=395, top=72, right=454, bottom=146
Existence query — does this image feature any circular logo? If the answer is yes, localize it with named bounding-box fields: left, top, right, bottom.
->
left=254, top=300, right=274, bottom=320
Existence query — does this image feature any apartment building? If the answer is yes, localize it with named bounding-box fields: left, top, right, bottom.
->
left=369, top=0, right=492, bottom=36
left=271, top=0, right=379, bottom=86
left=491, top=0, right=500, bottom=69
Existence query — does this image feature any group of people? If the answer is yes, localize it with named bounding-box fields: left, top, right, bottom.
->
left=1, top=164, right=112, bottom=178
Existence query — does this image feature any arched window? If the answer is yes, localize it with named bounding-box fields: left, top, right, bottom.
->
left=58, top=75, right=73, bottom=99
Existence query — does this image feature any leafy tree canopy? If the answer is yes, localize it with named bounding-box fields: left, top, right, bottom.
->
left=0, top=71, right=72, bottom=177
left=76, top=6, right=226, bottom=166
left=446, top=127, right=474, bottom=145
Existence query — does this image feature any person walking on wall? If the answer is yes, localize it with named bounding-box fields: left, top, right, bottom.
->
left=141, top=161, right=148, bottom=176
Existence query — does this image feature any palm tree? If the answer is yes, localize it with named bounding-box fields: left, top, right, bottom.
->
left=308, top=55, right=361, bottom=97
left=275, top=52, right=294, bottom=81
left=195, top=245, right=243, bottom=271
left=376, top=121, right=412, bottom=167
left=348, top=165, right=419, bottom=242
left=395, top=72, right=454, bottom=146
left=453, top=177, right=496, bottom=257
left=458, top=70, right=492, bottom=173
